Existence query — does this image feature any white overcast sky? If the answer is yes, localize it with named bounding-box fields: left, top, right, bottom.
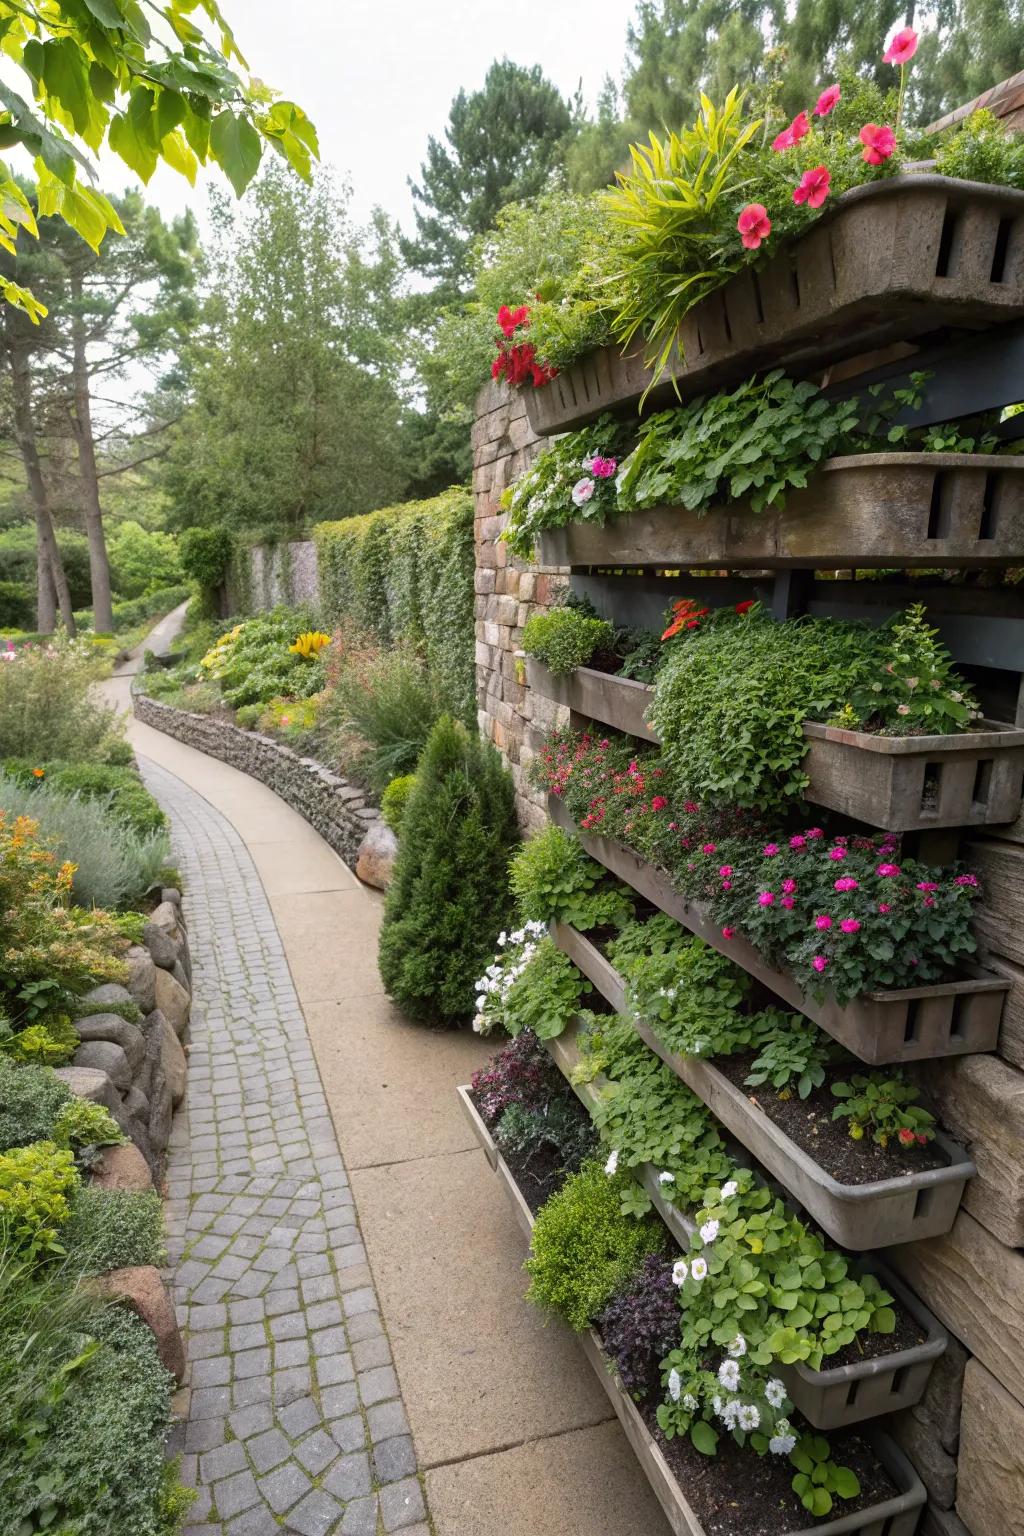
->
left=128, top=0, right=640, bottom=236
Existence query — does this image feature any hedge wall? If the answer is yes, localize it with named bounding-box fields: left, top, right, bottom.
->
left=314, top=487, right=475, bottom=723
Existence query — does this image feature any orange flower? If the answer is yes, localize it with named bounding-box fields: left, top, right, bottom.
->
left=32, top=767, right=45, bottom=778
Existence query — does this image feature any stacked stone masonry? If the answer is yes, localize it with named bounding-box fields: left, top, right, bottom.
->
left=470, top=376, right=1024, bottom=1535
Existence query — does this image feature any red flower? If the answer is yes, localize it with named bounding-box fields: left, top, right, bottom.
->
left=737, top=203, right=771, bottom=250
left=814, top=83, right=841, bottom=116
left=793, top=165, right=831, bottom=209
left=651, top=796, right=668, bottom=811
left=883, top=26, right=918, bottom=64
left=772, top=110, right=810, bottom=152
left=497, top=303, right=529, bottom=337
left=859, top=123, right=896, bottom=165
left=898, top=1128, right=916, bottom=1147
left=735, top=599, right=755, bottom=614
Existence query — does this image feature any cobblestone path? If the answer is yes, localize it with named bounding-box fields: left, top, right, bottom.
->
left=142, top=758, right=429, bottom=1536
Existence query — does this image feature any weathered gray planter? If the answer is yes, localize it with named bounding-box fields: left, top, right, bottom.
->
left=527, top=661, right=1024, bottom=831
left=537, top=453, right=1024, bottom=572
left=459, top=1084, right=927, bottom=1536
left=553, top=922, right=976, bottom=1250
left=547, top=797, right=1008, bottom=1063
left=524, top=176, right=1024, bottom=437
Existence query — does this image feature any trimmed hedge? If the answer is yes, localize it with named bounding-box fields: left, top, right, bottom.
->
left=315, top=486, right=475, bottom=723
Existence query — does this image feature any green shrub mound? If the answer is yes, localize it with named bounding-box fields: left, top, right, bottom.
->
left=509, top=824, right=634, bottom=931
left=521, top=608, right=615, bottom=676
left=378, top=716, right=519, bottom=1026
left=0, top=1059, right=73, bottom=1152
left=525, top=1159, right=666, bottom=1331
left=3, top=760, right=167, bottom=837
left=64, top=1187, right=165, bottom=1275
left=381, top=773, right=417, bottom=833
left=0, top=636, right=124, bottom=762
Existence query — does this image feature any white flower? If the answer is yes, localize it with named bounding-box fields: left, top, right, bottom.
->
left=658, top=1171, right=674, bottom=1185
left=719, top=1399, right=740, bottom=1429
left=571, top=476, right=596, bottom=506
left=475, top=995, right=487, bottom=1011
left=580, top=455, right=595, bottom=470
left=604, top=1149, right=619, bottom=1176
left=718, top=1359, right=741, bottom=1392
left=721, top=1180, right=738, bottom=1198
left=668, top=1367, right=682, bottom=1402
left=712, top=1394, right=723, bottom=1416
left=769, top=1431, right=797, bottom=1455
left=727, top=1334, right=747, bottom=1358
left=738, top=1404, right=761, bottom=1432
left=765, top=1378, right=787, bottom=1410
left=683, top=1393, right=698, bottom=1413
left=497, top=931, right=507, bottom=947
left=690, top=1257, right=708, bottom=1282
left=671, top=1259, right=688, bottom=1286
left=472, top=1015, right=486, bottom=1034
left=700, top=1218, right=719, bottom=1244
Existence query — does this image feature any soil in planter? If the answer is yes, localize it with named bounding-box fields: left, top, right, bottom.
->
left=646, top=1418, right=899, bottom=1536
left=713, top=1052, right=948, bottom=1186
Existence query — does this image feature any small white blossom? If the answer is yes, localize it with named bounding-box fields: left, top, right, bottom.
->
left=721, top=1180, right=738, bottom=1198
left=667, top=1368, right=682, bottom=1402
left=672, top=1259, right=688, bottom=1286
left=683, top=1393, right=698, bottom=1412
left=700, top=1218, right=719, bottom=1244
left=765, top=1378, right=787, bottom=1410
left=690, top=1257, right=708, bottom=1282
left=475, top=995, right=487, bottom=1011
left=604, top=1149, right=619, bottom=1177
left=571, top=476, right=596, bottom=507
left=658, top=1171, right=674, bottom=1185
left=738, top=1404, right=761, bottom=1432
left=718, top=1359, right=741, bottom=1392
left=498, top=931, right=507, bottom=947
left=472, top=1015, right=486, bottom=1034
left=719, top=1399, right=740, bottom=1429
left=727, top=1334, right=747, bottom=1359
left=769, top=1431, right=797, bottom=1455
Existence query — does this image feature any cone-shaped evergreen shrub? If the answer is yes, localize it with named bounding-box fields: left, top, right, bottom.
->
left=378, top=715, right=519, bottom=1025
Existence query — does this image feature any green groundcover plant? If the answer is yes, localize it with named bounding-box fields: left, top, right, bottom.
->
left=0, top=636, right=126, bottom=763
left=509, top=824, right=634, bottom=932
left=472, top=925, right=592, bottom=1039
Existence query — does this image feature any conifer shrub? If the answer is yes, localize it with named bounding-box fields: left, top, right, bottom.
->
left=377, top=716, right=519, bottom=1026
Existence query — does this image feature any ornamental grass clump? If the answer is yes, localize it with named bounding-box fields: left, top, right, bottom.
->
left=378, top=716, right=519, bottom=1026
left=525, top=1159, right=666, bottom=1331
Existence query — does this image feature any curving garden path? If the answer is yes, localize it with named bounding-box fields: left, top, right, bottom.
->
left=101, top=626, right=670, bottom=1536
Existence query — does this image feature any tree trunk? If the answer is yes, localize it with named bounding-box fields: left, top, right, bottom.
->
left=69, top=269, right=114, bottom=632
left=9, top=342, right=76, bottom=636
left=36, top=519, right=56, bottom=634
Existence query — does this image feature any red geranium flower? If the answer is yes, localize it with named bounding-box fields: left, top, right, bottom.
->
left=793, top=165, right=831, bottom=209
left=737, top=203, right=771, bottom=250
left=859, top=123, right=896, bottom=165
left=814, top=83, right=841, bottom=116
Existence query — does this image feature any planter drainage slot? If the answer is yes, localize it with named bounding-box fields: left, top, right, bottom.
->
left=845, top=1379, right=860, bottom=1409
left=920, top=762, right=941, bottom=815
left=926, top=473, right=952, bottom=539
left=888, top=1366, right=907, bottom=1398
left=972, top=757, right=994, bottom=809
left=978, top=471, right=998, bottom=538
left=751, top=268, right=765, bottom=324
left=948, top=994, right=967, bottom=1040
left=913, top=1185, right=934, bottom=1221
left=903, top=1001, right=919, bottom=1044
left=935, top=207, right=962, bottom=278
left=990, top=216, right=1013, bottom=283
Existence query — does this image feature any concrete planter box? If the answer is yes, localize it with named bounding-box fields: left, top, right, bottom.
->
left=458, top=1085, right=927, bottom=1536
left=528, top=660, right=1024, bottom=834
left=553, top=922, right=976, bottom=1250
left=536, top=453, right=1024, bottom=572
left=547, top=797, right=1008, bottom=1063
left=524, top=176, right=1024, bottom=437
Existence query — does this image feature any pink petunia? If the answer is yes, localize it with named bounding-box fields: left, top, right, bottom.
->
left=772, top=110, right=810, bottom=152
left=781, top=878, right=797, bottom=894
left=877, top=863, right=901, bottom=877
left=883, top=26, right=918, bottom=64
left=878, top=902, right=892, bottom=913
left=793, top=165, right=831, bottom=209
left=916, top=881, right=939, bottom=892
left=815, top=914, right=833, bottom=930
left=737, top=203, right=771, bottom=250
left=763, top=843, right=780, bottom=857
left=806, top=828, right=824, bottom=840
left=721, top=880, right=732, bottom=890
left=702, top=843, right=717, bottom=855
left=834, top=877, right=859, bottom=892
left=954, top=873, right=979, bottom=887
left=814, top=83, right=841, bottom=116
left=812, top=955, right=829, bottom=973
left=860, top=123, right=896, bottom=165
left=840, top=918, right=861, bottom=934
left=781, top=896, right=795, bottom=909
left=828, top=846, right=847, bottom=861
left=789, top=835, right=806, bottom=850
left=722, top=926, right=736, bottom=940
left=590, top=456, right=618, bottom=479
left=719, top=865, right=733, bottom=878
left=758, top=892, right=775, bottom=907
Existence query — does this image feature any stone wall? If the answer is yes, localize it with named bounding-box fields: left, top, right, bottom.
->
left=472, top=376, right=567, bottom=831
left=133, top=692, right=379, bottom=866
left=227, top=538, right=319, bottom=613
left=471, top=377, right=1024, bottom=1536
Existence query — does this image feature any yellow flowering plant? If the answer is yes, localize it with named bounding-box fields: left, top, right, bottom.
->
left=288, top=631, right=332, bottom=661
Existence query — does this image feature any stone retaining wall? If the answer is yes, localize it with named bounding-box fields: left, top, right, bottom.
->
left=133, top=691, right=379, bottom=866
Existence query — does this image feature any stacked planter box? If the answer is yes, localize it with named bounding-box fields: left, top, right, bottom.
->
left=474, top=172, right=1024, bottom=1536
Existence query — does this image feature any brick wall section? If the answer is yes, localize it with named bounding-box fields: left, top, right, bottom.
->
left=133, top=693, right=378, bottom=866
left=472, top=377, right=568, bottom=831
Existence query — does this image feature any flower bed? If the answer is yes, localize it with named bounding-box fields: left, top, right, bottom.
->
left=535, top=452, right=1024, bottom=570
left=553, top=922, right=975, bottom=1250
left=526, top=659, right=1024, bottom=832
left=458, top=1083, right=927, bottom=1536
left=546, top=795, right=1007, bottom=1063
left=524, top=178, right=1024, bottom=437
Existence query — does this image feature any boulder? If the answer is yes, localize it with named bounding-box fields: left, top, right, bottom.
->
left=74, top=1015, right=145, bottom=1074
left=153, top=969, right=190, bottom=1038
left=143, top=921, right=178, bottom=971
left=161, top=887, right=182, bottom=907
left=91, top=1143, right=152, bottom=1193
left=147, top=1078, right=173, bottom=1155
left=53, top=1065, right=120, bottom=1115
left=355, top=820, right=399, bottom=891
left=123, top=1085, right=150, bottom=1123
left=79, top=982, right=134, bottom=1012
left=148, top=900, right=181, bottom=936
left=125, top=946, right=157, bottom=1014
left=890, top=1405, right=957, bottom=1507
left=924, top=1053, right=1024, bottom=1246
left=154, top=1016, right=187, bottom=1108
left=957, top=1359, right=1024, bottom=1535
left=70, top=1041, right=131, bottom=1094
left=170, top=958, right=189, bottom=993
left=98, top=1267, right=185, bottom=1381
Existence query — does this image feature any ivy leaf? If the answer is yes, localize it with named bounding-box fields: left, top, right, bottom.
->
left=210, top=109, right=262, bottom=196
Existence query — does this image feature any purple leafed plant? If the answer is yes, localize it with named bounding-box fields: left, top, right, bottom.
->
left=470, top=1030, right=565, bottom=1125
left=597, top=1253, right=681, bottom=1402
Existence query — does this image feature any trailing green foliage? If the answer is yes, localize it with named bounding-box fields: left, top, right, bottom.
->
left=4, top=760, right=167, bottom=837
left=525, top=1159, right=666, bottom=1330
left=315, top=487, right=476, bottom=722
left=378, top=716, right=519, bottom=1026
left=510, top=825, right=634, bottom=931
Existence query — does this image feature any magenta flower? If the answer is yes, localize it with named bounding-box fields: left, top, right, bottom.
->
left=793, top=165, right=831, bottom=209
left=722, top=926, right=736, bottom=940
left=772, top=110, right=810, bottom=152
left=763, top=843, right=779, bottom=857
left=737, top=203, right=772, bottom=250
left=828, top=847, right=847, bottom=861
left=789, top=835, right=807, bottom=849
left=781, top=878, right=797, bottom=894
left=781, top=896, right=795, bottom=909
left=840, top=918, right=861, bottom=934
left=860, top=123, right=896, bottom=165
left=702, top=843, right=717, bottom=855
left=758, top=892, right=775, bottom=907
left=814, top=83, right=841, bottom=116
left=651, top=795, right=668, bottom=811
left=916, top=881, right=939, bottom=892
left=834, top=877, right=859, bottom=892
left=954, top=873, right=979, bottom=887
left=719, top=865, right=733, bottom=877
left=590, top=456, right=617, bottom=478
left=812, top=955, right=829, bottom=973
left=815, top=914, right=833, bottom=930
left=806, top=828, right=824, bottom=840
left=883, top=26, right=918, bottom=64
left=878, top=902, right=892, bottom=913
left=877, top=863, right=901, bottom=877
